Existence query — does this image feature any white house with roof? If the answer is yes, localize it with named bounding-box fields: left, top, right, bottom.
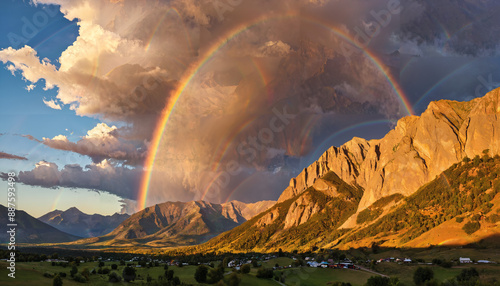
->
left=459, top=257, right=472, bottom=263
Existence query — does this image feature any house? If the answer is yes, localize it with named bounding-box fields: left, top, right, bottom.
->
left=307, top=261, right=320, bottom=267
left=404, top=258, right=412, bottom=263
left=460, top=257, right=472, bottom=263
left=477, top=260, right=492, bottom=264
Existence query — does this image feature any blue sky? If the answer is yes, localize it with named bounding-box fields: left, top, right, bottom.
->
left=0, top=1, right=122, bottom=217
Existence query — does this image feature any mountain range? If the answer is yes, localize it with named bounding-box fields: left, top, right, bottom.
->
left=38, top=207, right=130, bottom=238
left=180, top=87, right=500, bottom=253
left=63, top=200, right=275, bottom=249
left=0, top=204, right=80, bottom=243
left=6, top=88, right=500, bottom=253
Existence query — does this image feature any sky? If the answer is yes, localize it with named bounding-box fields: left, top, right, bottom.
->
left=1, top=0, right=500, bottom=217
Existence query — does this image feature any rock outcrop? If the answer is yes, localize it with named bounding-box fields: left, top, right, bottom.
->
left=279, top=88, right=500, bottom=211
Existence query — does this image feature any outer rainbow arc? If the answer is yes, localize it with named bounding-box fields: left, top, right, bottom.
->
left=137, top=13, right=294, bottom=210
left=138, top=12, right=414, bottom=210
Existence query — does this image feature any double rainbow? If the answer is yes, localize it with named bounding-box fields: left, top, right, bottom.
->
left=137, top=12, right=414, bottom=210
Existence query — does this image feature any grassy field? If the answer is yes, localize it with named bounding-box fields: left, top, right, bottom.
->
left=262, top=257, right=295, bottom=268
left=2, top=258, right=500, bottom=285
left=277, top=267, right=374, bottom=286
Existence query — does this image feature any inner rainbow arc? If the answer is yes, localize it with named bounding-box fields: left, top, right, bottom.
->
left=137, top=12, right=414, bottom=211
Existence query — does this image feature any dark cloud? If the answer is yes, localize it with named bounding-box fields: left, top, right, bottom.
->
left=0, top=160, right=141, bottom=200
left=0, top=151, right=28, bottom=161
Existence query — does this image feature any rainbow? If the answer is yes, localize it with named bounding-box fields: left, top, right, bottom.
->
left=414, top=62, right=472, bottom=109
left=137, top=12, right=414, bottom=210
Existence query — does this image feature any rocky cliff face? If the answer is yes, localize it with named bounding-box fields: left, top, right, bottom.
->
left=279, top=88, right=500, bottom=211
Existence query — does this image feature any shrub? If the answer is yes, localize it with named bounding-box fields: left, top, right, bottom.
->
left=366, top=276, right=390, bottom=286
left=207, top=267, right=224, bottom=284
left=108, top=272, right=122, bottom=283
left=225, top=272, right=241, bottom=286
left=456, top=267, right=479, bottom=283
left=413, top=267, right=434, bottom=285
left=256, top=268, right=274, bottom=279
left=53, top=274, right=63, bottom=286
left=73, top=273, right=86, bottom=283
left=81, top=268, right=90, bottom=281
left=58, top=272, right=67, bottom=278
left=486, top=214, right=500, bottom=223
left=471, top=214, right=481, bottom=221
left=44, top=272, right=54, bottom=278
left=241, top=264, right=251, bottom=274
left=456, top=216, right=464, bottom=223
left=111, top=264, right=118, bottom=270
left=102, top=267, right=110, bottom=274
left=462, top=221, right=481, bottom=235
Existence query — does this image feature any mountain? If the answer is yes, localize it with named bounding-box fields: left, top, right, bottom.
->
left=38, top=207, right=130, bottom=238
left=0, top=205, right=80, bottom=243
left=182, top=88, right=500, bottom=253
left=65, top=200, right=275, bottom=248
left=280, top=87, right=500, bottom=213
left=339, top=154, right=500, bottom=248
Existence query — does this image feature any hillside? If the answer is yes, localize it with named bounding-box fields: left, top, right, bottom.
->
left=182, top=172, right=363, bottom=253
left=38, top=207, right=130, bottom=238
left=337, top=153, right=500, bottom=249
left=0, top=205, right=80, bottom=243
left=177, top=88, right=500, bottom=253
left=63, top=200, right=274, bottom=248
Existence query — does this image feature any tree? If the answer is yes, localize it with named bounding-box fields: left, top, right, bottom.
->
left=73, top=273, right=86, bottom=283
left=278, top=248, right=284, bottom=257
left=172, top=276, right=181, bottom=285
left=366, top=276, right=390, bottom=286
left=241, top=264, right=251, bottom=274
left=207, top=267, right=224, bottom=283
left=53, top=274, right=63, bottom=286
left=462, top=221, right=480, bottom=235
left=122, top=266, right=136, bottom=282
left=166, top=269, right=174, bottom=281
left=456, top=267, right=479, bottom=283
left=413, top=267, right=434, bottom=285
left=225, top=272, right=241, bottom=286
left=194, top=265, right=208, bottom=283
left=108, top=272, right=122, bottom=283
left=111, top=264, right=118, bottom=270
left=223, top=256, right=232, bottom=267
left=70, top=266, right=78, bottom=277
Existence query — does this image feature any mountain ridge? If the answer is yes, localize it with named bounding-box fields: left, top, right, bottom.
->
left=38, top=207, right=130, bottom=238
left=0, top=204, right=80, bottom=243
left=63, top=199, right=275, bottom=248
left=172, top=87, right=500, bottom=253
